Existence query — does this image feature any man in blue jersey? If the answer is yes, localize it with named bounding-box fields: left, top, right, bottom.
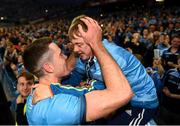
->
left=22, top=17, right=133, bottom=125
left=62, top=15, right=159, bottom=125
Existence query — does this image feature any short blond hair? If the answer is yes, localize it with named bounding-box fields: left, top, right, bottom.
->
left=68, top=15, right=88, bottom=41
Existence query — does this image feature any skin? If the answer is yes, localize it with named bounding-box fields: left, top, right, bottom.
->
left=16, top=76, right=34, bottom=104
left=72, top=36, right=93, bottom=60
left=17, top=77, right=34, bottom=97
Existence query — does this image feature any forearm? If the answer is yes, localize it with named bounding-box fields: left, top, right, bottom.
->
left=169, top=93, right=180, bottom=99
left=92, top=44, right=132, bottom=93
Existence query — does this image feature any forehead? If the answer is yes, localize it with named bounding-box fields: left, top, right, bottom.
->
left=172, top=37, right=180, bottom=42
left=71, top=37, right=84, bottom=44
left=18, top=76, right=33, bottom=83
left=143, top=29, right=148, bottom=32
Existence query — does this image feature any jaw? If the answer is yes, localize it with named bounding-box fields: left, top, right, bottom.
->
left=80, top=54, right=89, bottom=60
left=80, top=52, right=94, bottom=61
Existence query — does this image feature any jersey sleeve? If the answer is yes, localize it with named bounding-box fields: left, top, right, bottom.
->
left=51, top=80, right=105, bottom=97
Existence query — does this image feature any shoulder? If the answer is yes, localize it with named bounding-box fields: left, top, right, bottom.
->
left=166, top=68, right=177, bottom=74
left=46, top=94, right=86, bottom=124
left=26, top=92, right=86, bottom=124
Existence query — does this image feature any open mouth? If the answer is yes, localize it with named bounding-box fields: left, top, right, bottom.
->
left=79, top=54, right=84, bottom=58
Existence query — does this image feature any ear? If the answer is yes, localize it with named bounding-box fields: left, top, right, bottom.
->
left=42, top=63, right=54, bottom=73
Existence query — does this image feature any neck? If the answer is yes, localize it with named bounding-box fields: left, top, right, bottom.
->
left=39, top=75, right=60, bottom=85
left=20, top=95, right=27, bottom=100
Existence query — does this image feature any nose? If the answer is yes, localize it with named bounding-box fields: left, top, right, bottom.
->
left=23, top=84, right=28, bottom=90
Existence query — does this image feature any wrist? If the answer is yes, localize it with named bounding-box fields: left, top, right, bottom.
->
left=169, top=93, right=174, bottom=98
left=90, top=41, right=103, bottom=50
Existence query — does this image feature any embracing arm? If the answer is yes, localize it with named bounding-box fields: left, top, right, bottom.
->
left=77, top=16, right=133, bottom=122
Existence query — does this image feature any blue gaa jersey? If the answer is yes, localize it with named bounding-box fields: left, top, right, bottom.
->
left=62, top=39, right=159, bottom=109
left=51, top=80, right=105, bottom=96
left=26, top=84, right=87, bottom=125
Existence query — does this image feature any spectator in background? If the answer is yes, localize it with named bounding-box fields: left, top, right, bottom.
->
left=11, top=72, right=34, bottom=125
left=19, top=42, right=28, bottom=54
left=3, top=42, right=18, bottom=64
left=146, top=57, right=164, bottom=98
left=158, top=55, right=180, bottom=124
left=162, top=34, right=180, bottom=71
left=165, top=22, right=174, bottom=36
left=16, top=54, right=25, bottom=75
left=124, top=32, right=146, bottom=59
left=140, top=28, right=153, bottom=48
left=10, top=54, right=25, bottom=77
left=0, top=37, right=7, bottom=59
left=155, top=33, right=170, bottom=56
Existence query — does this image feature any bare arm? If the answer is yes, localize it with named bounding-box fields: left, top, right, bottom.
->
left=78, top=17, right=133, bottom=121
left=163, top=87, right=180, bottom=99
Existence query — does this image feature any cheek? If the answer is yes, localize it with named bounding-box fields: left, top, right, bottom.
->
left=17, top=85, right=21, bottom=91
left=27, top=85, right=32, bottom=90
left=84, top=45, right=91, bottom=53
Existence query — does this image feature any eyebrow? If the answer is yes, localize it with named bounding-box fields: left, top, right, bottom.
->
left=73, top=41, right=83, bottom=45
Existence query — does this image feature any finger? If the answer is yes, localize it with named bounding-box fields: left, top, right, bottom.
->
left=81, top=17, right=102, bottom=32
left=84, top=17, right=98, bottom=27
left=78, top=24, right=85, bottom=36
left=86, top=17, right=101, bottom=30
left=80, top=18, right=91, bottom=27
left=93, top=19, right=99, bottom=26
left=84, top=16, right=95, bottom=24
left=93, top=19, right=101, bottom=30
left=80, top=16, right=99, bottom=29
left=73, top=32, right=81, bottom=39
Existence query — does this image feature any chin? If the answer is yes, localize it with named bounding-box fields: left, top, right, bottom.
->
left=80, top=55, right=89, bottom=60
left=22, top=94, right=29, bottom=97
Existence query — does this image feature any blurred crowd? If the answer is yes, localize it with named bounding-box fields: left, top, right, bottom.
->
left=0, top=5, right=180, bottom=125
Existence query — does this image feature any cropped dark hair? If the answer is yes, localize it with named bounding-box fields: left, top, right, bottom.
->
left=23, top=37, right=52, bottom=77
left=17, top=71, right=34, bottom=82
left=171, top=33, right=180, bottom=40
